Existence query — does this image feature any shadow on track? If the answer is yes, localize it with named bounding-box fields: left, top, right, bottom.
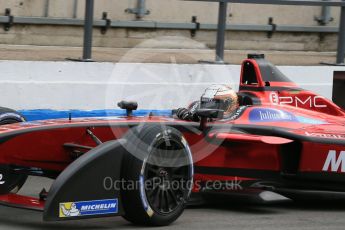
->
left=188, top=192, right=345, bottom=214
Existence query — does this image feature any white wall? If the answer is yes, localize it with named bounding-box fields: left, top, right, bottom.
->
left=2, top=0, right=340, bottom=26
left=0, top=61, right=343, bottom=111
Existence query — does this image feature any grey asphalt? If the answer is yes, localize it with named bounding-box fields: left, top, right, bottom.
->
left=0, top=177, right=344, bottom=230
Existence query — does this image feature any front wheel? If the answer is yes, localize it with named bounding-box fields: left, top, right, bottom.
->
left=121, top=125, right=194, bottom=226
left=0, top=107, right=26, bottom=125
left=0, top=107, right=27, bottom=194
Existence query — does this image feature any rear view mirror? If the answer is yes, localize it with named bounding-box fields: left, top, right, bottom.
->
left=196, top=109, right=224, bottom=131
left=117, top=101, right=138, bottom=116
left=195, top=109, right=224, bottom=119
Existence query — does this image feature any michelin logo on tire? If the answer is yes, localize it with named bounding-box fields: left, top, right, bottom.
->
left=59, top=199, right=118, bottom=218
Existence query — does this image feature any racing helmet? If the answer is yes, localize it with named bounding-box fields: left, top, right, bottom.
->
left=200, top=85, right=238, bottom=116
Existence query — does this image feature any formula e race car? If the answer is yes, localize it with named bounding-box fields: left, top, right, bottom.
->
left=0, top=54, right=344, bottom=226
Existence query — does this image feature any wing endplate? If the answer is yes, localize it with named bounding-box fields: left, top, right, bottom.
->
left=44, top=139, right=126, bottom=221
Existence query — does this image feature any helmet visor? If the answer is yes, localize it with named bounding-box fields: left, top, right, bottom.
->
left=200, top=98, right=231, bottom=111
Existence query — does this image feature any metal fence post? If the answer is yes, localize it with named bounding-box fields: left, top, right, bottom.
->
left=44, top=0, right=50, bottom=17
left=73, top=0, right=79, bottom=18
left=320, top=5, right=332, bottom=25
left=336, top=3, right=345, bottom=64
left=215, top=1, right=228, bottom=63
left=315, top=0, right=333, bottom=25
left=137, top=0, right=147, bottom=19
left=125, top=0, right=150, bottom=19
left=82, top=0, right=94, bottom=61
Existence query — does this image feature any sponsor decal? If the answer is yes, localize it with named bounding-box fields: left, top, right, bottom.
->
left=269, top=92, right=327, bottom=108
left=59, top=199, right=118, bottom=218
left=270, top=92, right=280, bottom=105
left=249, top=108, right=297, bottom=122
left=0, top=174, right=5, bottom=185
left=249, top=108, right=326, bottom=124
left=306, top=132, right=345, bottom=139
left=189, top=101, right=200, bottom=114
left=295, top=116, right=326, bottom=125
left=139, top=175, right=154, bottom=217
left=323, top=150, right=345, bottom=173
left=139, top=175, right=148, bottom=210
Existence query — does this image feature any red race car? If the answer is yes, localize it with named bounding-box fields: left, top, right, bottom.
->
left=0, top=54, right=343, bottom=226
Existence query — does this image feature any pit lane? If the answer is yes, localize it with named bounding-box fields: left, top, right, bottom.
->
left=0, top=177, right=344, bottom=230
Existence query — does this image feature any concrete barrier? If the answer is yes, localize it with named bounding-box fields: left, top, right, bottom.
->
left=0, top=61, right=343, bottom=120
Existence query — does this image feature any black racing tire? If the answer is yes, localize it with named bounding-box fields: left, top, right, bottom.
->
left=121, top=125, right=194, bottom=226
left=0, top=107, right=27, bottom=194
left=0, top=107, right=26, bottom=125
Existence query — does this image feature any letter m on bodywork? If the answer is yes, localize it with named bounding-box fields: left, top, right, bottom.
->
left=323, top=150, right=345, bottom=173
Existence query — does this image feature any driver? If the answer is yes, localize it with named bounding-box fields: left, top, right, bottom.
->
left=176, top=84, right=239, bottom=121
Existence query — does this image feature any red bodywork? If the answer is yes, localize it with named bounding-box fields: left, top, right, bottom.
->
left=0, top=56, right=344, bottom=210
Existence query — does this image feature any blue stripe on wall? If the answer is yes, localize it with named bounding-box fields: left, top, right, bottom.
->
left=18, top=109, right=173, bottom=122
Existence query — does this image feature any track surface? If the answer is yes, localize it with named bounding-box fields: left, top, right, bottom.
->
left=0, top=177, right=344, bottom=230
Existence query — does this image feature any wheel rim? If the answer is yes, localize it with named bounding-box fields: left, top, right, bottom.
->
left=144, top=138, right=192, bottom=215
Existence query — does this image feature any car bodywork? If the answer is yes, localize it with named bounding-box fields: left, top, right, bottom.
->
left=0, top=54, right=344, bottom=223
